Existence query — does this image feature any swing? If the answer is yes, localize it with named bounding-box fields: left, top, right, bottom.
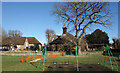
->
left=37, top=46, right=79, bottom=71
left=104, top=45, right=119, bottom=71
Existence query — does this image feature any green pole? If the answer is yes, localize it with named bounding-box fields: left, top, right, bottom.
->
left=43, top=46, right=47, bottom=71
left=27, top=55, right=28, bottom=62
left=43, top=51, right=45, bottom=71
left=108, top=49, right=113, bottom=71
left=109, top=48, right=119, bottom=71
left=75, top=46, right=79, bottom=71
left=45, top=47, right=48, bottom=67
left=75, top=47, right=77, bottom=67
left=37, top=49, right=44, bottom=68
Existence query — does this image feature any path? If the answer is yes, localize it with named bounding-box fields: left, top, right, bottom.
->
left=46, top=64, right=113, bottom=71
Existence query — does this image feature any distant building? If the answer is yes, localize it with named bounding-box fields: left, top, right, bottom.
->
left=2, top=37, right=42, bottom=51
left=49, top=24, right=88, bottom=51
left=112, top=38, right=120, bottom=49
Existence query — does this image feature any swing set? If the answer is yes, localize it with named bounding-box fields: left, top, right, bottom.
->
left=36, top=46, right=79, bottom=71
left=22, top=45, right=119, bottom=71
left=104, top=45, right=119, bottom=71
left=36, top=45, right=119, bottom=71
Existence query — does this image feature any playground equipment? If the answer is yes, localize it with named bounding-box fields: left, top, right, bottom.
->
left=21, top=45, right=120, bottom=71
left=37, top=46, right=48, bottom=71
left=36, top=46, right=79, bottom=71
left=75, top=46, right=79, bottom=71
left=104, top=45, right=119, bottom=71
left=21, top=46, right=79, bottom=71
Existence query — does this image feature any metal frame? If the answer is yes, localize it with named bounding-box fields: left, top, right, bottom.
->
left=104, top=45, right=119, bottom=71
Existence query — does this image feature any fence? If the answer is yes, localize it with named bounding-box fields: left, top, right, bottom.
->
left=21, top=52, right=63, bottom=63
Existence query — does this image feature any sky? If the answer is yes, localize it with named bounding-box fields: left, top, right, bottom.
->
left=2, top=2, right=119, bottom=44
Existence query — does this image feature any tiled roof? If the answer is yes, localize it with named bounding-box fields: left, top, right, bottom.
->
left=2, top=37, right=41, bottom=46
left=2, top=37, right=25, bottom=46
left=49, top=32, right=78, bottom=46
left=49, top=32, right=88, bottom=46
left=61, top=32, right=77, bottom=45
left=49, top=36, right=65, bottom=45
left=27, top=37, right=40, bottom=44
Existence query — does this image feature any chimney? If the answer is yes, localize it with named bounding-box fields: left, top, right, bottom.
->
left=62, top=24, right=67, bottom=34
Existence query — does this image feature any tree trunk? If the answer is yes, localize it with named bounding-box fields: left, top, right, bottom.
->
left=77, top=31, right=86, bottom=56
left=77, top=38, right=81, bottom=56
left=78, top=46, right=81, bottom=56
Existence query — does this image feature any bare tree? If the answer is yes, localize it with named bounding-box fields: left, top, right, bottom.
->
left=7, top=30, right=22, bottom=50
left=0, top=29, right=23, bottom=50
left=46, top=29, right=55, bottom=43
left=53, top=2, right=111, bottom=55
left=8, top=30, right=22, bottom=37
left=2, top=28, right=8, bottom=38
left=0, top=28, right=8, bottom=45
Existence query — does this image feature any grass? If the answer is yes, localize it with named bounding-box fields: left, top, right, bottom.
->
left=2, top=53, right=120, bottom=72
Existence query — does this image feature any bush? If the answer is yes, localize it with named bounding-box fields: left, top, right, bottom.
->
left=29, top=44, right=40, bottom=51
left=64, top=46, right=73, bottom=55
left=103, top=49, right=120, bottom=57
left=30, top=46, right=34, bottom=51
left=97, top=46, right=105, bottom=51
left=34, top=44, right=39, bottom=51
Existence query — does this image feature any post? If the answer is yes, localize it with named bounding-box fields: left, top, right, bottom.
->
left=43, top=46, right=47, bottom=71
left=108, top=49, right=113, bottom=71
left=109, top=48, right=119, bottom=71
left=106, top=45, right=119, bottom=71
left=37, top=46, right=48, bottom=71
left=43, top=53, right=45, bottom=71
left=45, top=47, right=48, bottom=67
left=75, top=47, right=76, bottom=67
left=37, top=49, right=44, bottom=68
left=110, top=50, right=119, bottom=69
left=75, top=46, right=79, bottom=71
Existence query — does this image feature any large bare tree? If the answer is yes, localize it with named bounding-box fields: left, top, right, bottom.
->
left=53, top=2, right=111, bottom=55
left=46, top=29, right=55, bottom=43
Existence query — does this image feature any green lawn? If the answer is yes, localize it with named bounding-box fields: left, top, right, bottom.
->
left=2, top=53, right=120, bottom=72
